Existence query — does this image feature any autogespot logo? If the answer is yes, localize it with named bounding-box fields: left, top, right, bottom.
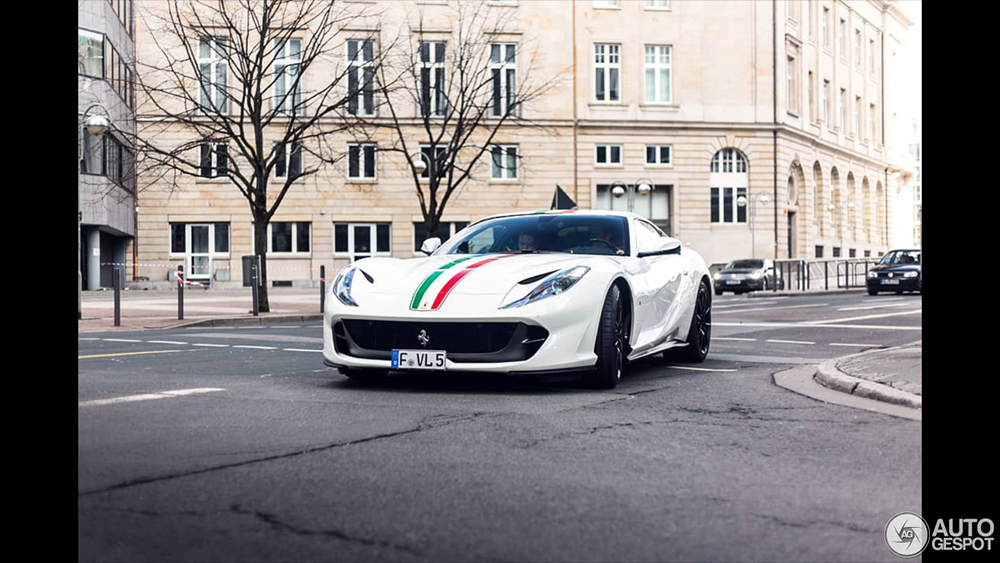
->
left=886, top=512, right=930, bottom=558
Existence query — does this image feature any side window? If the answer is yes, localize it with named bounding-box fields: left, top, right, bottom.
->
left=460, top=227, right=498, bottom=254
left=635, top=220, right=662, bottom=253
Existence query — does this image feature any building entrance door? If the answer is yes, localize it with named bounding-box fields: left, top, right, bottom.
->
left=187, top=224, right=212, bottom=281
left=787, top=211, right=796, bottom=258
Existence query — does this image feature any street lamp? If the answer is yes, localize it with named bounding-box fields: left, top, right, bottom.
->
left=737, top=192, right=770, bottom=258
left=610, top=178, right=655, bottom=213
left=412, top=154, right=427, bottom=176
left=80, top=104, right=109, bottom=320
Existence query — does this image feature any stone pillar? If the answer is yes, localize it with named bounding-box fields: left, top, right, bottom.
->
left=87, top=228, right=101, bottom=291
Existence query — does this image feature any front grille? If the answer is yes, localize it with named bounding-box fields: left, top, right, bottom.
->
left=342, top=320, right=519, bottom=354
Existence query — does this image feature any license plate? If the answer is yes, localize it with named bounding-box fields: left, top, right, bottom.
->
left=392, top=349, right=447, bottom=370
left=881, top=279, right=900, bottom=285
left=726, top=280, right=741, bottom=285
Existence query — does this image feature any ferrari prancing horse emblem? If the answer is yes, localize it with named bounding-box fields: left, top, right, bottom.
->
left=417, top=330, right=430, bottom=347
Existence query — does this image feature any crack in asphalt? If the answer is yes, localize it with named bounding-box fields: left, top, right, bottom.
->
left=78, top=412, right=493, bottom=498
left=230, top=503, right=423, bottom=556
left=751, top=513, right=881, bottom=534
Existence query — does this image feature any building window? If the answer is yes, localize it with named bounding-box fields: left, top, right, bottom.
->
left=348, top=144, right=376, bottom=179
left=710, top=149, right=748, bottom=224
left=199, top=142, right=228, bottom=178
left=840, top=88, right=847, bottom=133
left=105, top=135, right=134, bottom=192
left=78, top=29, right=104, bottom=77
left=275, top=142, right=302, bottom=180
left=864, top=250, right=871, bottom=258
left=419, top=146, right=448, bottom=180
left=170, top=223, right=230, bottom=255
left=644, top=45, right=672, bottom=103
left=870, top=38, right=876, bottom=77
left=822, top=79, right=830, bottom=124
left=644, top=0, right=669, bottom=9
left=788, top=0, right=800, bottom=23
left=198, top=37, right=228, bottom=114
left=823, top=7, right=830, bottom=48
left=110, top=0, right=134, bottom=37
left=269, top=222, right=310, bottom=254
left=809, top=1, right=817, bottom=41
left=334, top=223, right=391, bottom=261
left=274, top=38, right=302, bottom=114
left=81, top=127, right=105, bottom=175
left=103, top=39, right=134, bottom=109
left=347, top=39, right=375, bottom=116
left=855, top=29, right=862, bottom=67
left=491, top=145, right=518, bottom=179
left=645, top=145, right=671, bottom=166
left=594, top=44, right=620, bottom=102
left=856, top=96, right=863, bottom=140
left=419, top=41, right=447, bottom=117
left=849, top=248, right=856, bottom=258
left=870, top=103, right=877, bottom=143
left=596, top=184, right=671, bottom=233
left=832, top=246, right=841, bottom=258
left=413, top=221, right=469, bottom=251
left=839, top=18, right=847, bottom=59
left=595, top=144, right=622, bottom=166
left=786, top=53, right=799, bottom=115
left=815, top=245, right=824, bottom=258
left=808, top=71, right=815, bottom=122
left=594, top=0, right=620, bottom=8
left=489, top=43, right=517, bottom=117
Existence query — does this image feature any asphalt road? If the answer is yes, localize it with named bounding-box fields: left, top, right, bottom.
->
left=78, top=291, right=922, bottom=562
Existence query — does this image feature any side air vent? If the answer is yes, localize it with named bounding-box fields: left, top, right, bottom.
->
left=518, top=270, right=557, bottom=285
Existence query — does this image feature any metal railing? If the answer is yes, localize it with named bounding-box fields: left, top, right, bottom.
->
left=710, top=258, right=878, bottom=293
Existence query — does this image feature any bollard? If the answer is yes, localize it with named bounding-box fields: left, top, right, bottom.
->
left=824, top=261, right=829, bottom=291
left=320, top=265, right=326, bottom=314
left=251, top=262, right=259, bottom=317
left=113, top=266, right=122, bottom=327
left=178, top=265, right=184, bottom=320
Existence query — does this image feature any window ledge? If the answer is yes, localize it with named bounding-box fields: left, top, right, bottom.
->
left=589, top=102, right=626, bottom=109
left=195, top=177, right=230, bottom=184
left=639, top=103, right=678, bottom=111
left=267, top=253, right=313, bottom=259
left=490, top=178, right=521, bottom=184
left=346, top=178, right=378, bottom=184
left=644, top=164, right=674, bottom=169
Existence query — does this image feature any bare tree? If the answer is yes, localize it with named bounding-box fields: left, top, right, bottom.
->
left=373, top=0, right=563, bottom=242
left=134, top=0, right=385, bottom=312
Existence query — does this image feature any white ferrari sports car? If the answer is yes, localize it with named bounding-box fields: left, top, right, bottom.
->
left=323, top=210, right=712, bottom=389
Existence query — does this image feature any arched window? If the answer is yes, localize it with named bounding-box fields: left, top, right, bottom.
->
left=830, top=167, right=841, bottom=238
left=862, top=177, right=872, bottom=243
left=710, top=148, right=749, bottom=224
left=847, top=172, right=857, bottom=240
left=813, top=162, right=824, bottom=236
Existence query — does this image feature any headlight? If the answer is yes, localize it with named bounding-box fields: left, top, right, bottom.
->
left=867, top=271, right=878, bottom=278
left=903, top=271, right=919, bottom=278
left=749, top=270, right=764, bottom=280
left=713, top=273, right=722, bottom=280
left=333, top=266, right=359, bottom=306
left=500, top=266, right=590, bottom=309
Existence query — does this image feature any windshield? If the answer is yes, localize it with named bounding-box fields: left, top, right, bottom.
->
left=438, top=214, right=631, bottom=256
left=726, top=259, right=764, bottom=270
left=879, top=250, right=921, bottom=265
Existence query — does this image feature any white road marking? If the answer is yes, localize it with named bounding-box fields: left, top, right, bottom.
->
left=283, top=348, right=323, bottom=353
left=233, top=345, right=278, bottom=350
left=192, top=343, right=229, bottom=348
left=663, top=365, right=738, bottom=372
left=766, top=339, right=816, bottom=345
left=714, top=337, right=758, bottom=342
left=837, top=302, right=912, bottom=312
left=147, top=340, right=189, bottom=345
left=830, top=343, right=884, bottom=348
left=803, top=309, right=922, bottom=325
left=714, top=301, right=779, bottom=310
left=78, top=338, right=99, bottom=341
left=715, top=303, right=829, bottom=315
left=79, top=388, right=224, bottom=408
left=102, top=338, right=143, bottom=343
left=715, top=321, right=921, bottom=331
left=864, top=297, right=905, bottom=303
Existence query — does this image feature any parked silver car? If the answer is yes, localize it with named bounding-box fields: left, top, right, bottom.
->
left=713, top=259, right=784, bottom=295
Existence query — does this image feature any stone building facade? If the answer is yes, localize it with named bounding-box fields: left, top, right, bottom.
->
left=133, top=0, right=914, bottom=287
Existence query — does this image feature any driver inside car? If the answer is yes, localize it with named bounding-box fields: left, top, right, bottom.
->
left=518, top=231, right=538, bottom=251
left=591, top=224, right=622, bottom=254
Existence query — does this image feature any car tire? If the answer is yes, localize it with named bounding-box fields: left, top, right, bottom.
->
left=340, top=368, right=388, bottom=382
left=585, top=284, right=626, bottom=389
left=867, top=288, right=879, bottom=296
left=676, top=280, right=712, bottom=363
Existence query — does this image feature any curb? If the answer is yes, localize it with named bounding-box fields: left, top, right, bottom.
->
left=149, top=314, right=324, bottom=330
left=813, top=342, right=922, bottom=410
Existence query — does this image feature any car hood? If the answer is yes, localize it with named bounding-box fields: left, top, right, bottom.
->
left=870, top=264, right=921, bottom=273
left=720, top=268, right=762, bottom=275
left=348, top=253, right=617, bottom=298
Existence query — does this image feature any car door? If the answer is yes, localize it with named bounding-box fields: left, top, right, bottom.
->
left=629, top=219, right=686, bottom=354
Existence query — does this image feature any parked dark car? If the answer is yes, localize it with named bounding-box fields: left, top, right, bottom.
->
left=713, top=259, right=783, bottom=295
left=866, top=249, right=921, bottom=295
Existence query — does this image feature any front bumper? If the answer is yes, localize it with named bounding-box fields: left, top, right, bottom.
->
left=867, top=277, right=921, bottom=291
left=714, top=278, right=765, bottom=291
left=322, top=282, right=608, bottom=374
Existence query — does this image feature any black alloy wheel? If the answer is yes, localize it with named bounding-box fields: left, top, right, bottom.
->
left=677, top=280, right=711, bottom=362
left=586, top=285, right=626, bottom=389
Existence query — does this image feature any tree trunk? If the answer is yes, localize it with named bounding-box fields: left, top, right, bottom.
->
left=425, top=215, right=441, bottom=240
left=253, top=216, right=270, bottom=313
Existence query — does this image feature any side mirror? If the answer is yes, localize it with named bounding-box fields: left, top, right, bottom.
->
left=420, top=237, right=442, bottom=255
left=637, top=237, right=682, bottom=258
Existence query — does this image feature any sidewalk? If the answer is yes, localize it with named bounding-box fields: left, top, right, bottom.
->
left=815, top=341, right=922, bottom=409
left=78, top=287, right=325, bottom=333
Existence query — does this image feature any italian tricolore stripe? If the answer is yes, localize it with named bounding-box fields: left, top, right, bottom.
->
left=410, top=254, right=515, bottom=311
